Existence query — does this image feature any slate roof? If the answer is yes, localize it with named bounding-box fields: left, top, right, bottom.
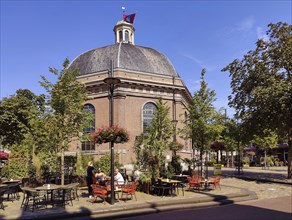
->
left=69, top=43, right=178, bottom=77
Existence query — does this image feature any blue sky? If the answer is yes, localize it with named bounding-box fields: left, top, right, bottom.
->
left=1, top=0, right=291, bottom=117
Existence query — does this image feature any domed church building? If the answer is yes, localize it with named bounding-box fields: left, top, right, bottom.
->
left=69, top=16, right=193, bottom=165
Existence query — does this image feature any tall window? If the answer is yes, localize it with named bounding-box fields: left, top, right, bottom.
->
left=119, top=31, right=123, bottom=42
left=143, top=102, right=157, bottom=132
left=82, top=104, right=95, bottom=151
left=125, top=30, right=129, bottom=42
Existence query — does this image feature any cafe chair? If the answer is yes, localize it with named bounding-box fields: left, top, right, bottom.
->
left=65, top=183, right=79, bottom=201
left=187, top=176, right=202, bottom=191
left=175, top=182, right=185, bottom=196
left=209, top=176, right=221, bottom=190
left=3, top=182, right=21, bottom=201
left=21, top=187, right=46, bottom=212
left=156, top=179, right=171, bottom=197
left=91, top=184, right=108, bottom=204
left=0, top=189, right=6, bottom=210
left=121, top=182, right=138, bottom=201
left=54, top=187, right=74, bottom=207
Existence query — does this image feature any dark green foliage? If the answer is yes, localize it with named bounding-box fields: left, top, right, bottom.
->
left=169, top=155, right=182, bottom=174
left=222, top=22, right=292, bottom=178
left=181, top=69, right=224, bottom=161
left=0, top=89, right=45, bottom=147
left=134, top=98, right=173, bottom=179
left=93, top=153, right=121, bottom=175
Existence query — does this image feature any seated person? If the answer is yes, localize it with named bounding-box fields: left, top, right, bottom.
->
left=114, top=168, right=124, bottom=185
left=133, top=169, right=141, bottom=182
left=95, top=168, right=106, bottom=185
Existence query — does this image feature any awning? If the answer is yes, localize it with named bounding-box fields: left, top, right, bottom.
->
left=0, top=152, right=9, bottom=160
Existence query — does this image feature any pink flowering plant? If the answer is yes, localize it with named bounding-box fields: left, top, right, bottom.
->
left=91, top=125, right=129, bottom=144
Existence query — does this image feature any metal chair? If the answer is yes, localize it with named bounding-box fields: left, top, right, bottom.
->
left=0, top=189, right=6, bottom=210
left=21, top=187, right=46, bottom=212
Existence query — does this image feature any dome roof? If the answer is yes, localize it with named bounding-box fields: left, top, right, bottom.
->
left=69, top=43, right=178, bottom=77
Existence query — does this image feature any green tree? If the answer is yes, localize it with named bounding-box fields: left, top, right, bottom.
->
left=222, top=22, right=292, bottom=178
left=252, top=129, right=277, bottom=169
left=0, top=89, right=47, bottom=178
left=181, top=69, right=224, bottom=175
left=0, top=89, right=45, bottom=147
left=40, top=58, right=92, bottom=184
left=222, top=118, right=240, bottom=167
left=134, top=98, right=173, bottom=179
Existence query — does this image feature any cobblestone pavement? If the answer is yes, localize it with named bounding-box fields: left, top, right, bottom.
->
left=220, top=177, right=291, bottom=200
left=0, top=166, right=291, bottom=219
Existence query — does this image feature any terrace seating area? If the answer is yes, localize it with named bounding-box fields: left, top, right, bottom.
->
left=0, top=171, right=224, bottom=213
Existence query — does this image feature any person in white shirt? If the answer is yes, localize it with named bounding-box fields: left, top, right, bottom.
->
left=114, top=168, right=124, bottom=185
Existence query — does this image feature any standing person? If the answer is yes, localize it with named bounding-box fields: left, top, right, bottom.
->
left=114, top=168, right=124, bottom=185
left=86, top=161, right=94, bottom=197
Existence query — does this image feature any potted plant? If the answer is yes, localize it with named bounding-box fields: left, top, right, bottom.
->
left=91, top=125, right=129, bottom=144
left=139, top=171, right=152, bottom=194
left=242, top=157, right=250, bottom=168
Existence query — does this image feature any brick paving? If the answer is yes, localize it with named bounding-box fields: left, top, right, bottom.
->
left=0, top=166, right=291, bottom=220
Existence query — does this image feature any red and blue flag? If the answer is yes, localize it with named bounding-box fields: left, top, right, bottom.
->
left=123, top=13, right=136, bottom=24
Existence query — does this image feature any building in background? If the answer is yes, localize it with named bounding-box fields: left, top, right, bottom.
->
left=68, top=17, right=193, bottom=166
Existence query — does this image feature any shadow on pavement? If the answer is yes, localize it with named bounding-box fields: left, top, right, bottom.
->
left=116, top=202, right=291, bottom=220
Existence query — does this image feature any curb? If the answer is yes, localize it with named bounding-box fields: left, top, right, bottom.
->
left=17, top=187, right=257, bottom=220
left=222, top=174, right=292, bottom=186
left=89, top=188, right=258, bottom=220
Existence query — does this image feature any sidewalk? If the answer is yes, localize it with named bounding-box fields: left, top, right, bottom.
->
left=0, top=166, right=290, bottom=220
left=221, top=166, right=292, bottom=185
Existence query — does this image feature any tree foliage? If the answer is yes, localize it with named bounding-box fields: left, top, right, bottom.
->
left=181, top=69, right=224, bottom=161
left=40, top=58, right=92, bottom=184
left=134, top=98, right=173, bottom=179
left=222, top=22, right=292, bottom=178
left=0, top=89, right=45, bottom=147
left=252, top=129, right=278, bottom=168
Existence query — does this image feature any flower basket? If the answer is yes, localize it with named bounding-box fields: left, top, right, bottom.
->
left=91, top=125, right=129, bottom=144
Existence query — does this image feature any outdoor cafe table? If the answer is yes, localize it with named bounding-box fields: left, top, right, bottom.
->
left=200, top=179, right=212, bottom=191
left=160, top=178, right=182, bottom=196
left=106, top=185, right=122, bottom=201
left=172, top=175, right=190, bottom=183
left=35, top=184, right=62, bottom=206
left=1, top=180, right=21, bottom=184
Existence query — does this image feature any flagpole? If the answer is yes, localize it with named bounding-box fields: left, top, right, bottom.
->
left=122, top=6, right=125, bottom=16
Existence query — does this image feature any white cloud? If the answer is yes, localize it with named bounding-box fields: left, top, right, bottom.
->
left=185, top=79, right=200, bottom=95
left=236, top=16, right=255, bottom=32
left=181, top=53, right=218, bottom=71
left=256, top=26, right=269, bottom=41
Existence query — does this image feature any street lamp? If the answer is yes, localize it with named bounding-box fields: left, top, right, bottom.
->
left=104, top=61, right=121, bottom=205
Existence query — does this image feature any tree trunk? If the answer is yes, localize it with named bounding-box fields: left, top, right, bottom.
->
left=61, top=141, right=65, bottom=185
left=264, top=148, right=267, bottom=169
left=288, top=138, right=292, bottom=179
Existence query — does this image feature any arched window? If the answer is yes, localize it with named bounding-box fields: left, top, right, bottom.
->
left=82, top=104, right=95, bottom=151
left=125, top=30, right=129, bottom=42
left=119, top=31, right=123, bottom=42
left=83, top=104, right=95, bottom=133
left=143, top=102, right=157, bottom=132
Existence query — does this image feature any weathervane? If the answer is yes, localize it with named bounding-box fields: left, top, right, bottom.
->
left=122, top=6, right=126, bottom=16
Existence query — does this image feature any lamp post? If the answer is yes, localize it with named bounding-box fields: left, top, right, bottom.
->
left=104, top=60, right=121, bottom=205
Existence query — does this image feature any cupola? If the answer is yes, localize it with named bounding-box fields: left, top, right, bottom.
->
left=113, top=20, right=135, bottom=45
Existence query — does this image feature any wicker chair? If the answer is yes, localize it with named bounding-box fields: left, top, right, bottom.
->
left=121, top=182, right=138, bottom=201
left=91, top=184, right=108, bottom=204
left=209, top=176, right=221, bottom=190
left=187, top=176, right=202, bottom=191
